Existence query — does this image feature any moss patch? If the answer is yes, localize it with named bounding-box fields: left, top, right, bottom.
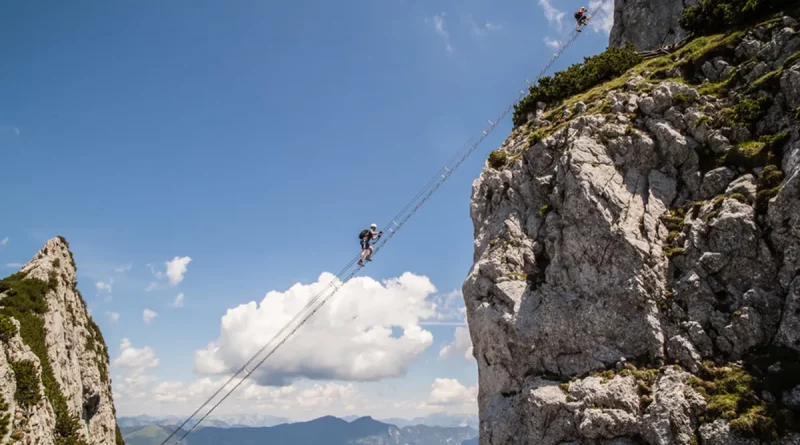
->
left=759, top=164, right=785, bottom=190
left=689, top=352, right=800, bottom=441
left=756, top=164, right=785, bottom=214
left=748, top=68, right=783, bottom=93
left=725, top=140, right=769, bottom=168
left=729, top=96, right=770, bottom=128
left=698, top=77, right=735, bottom=97
left=488, top=150, right=507, bottom=169
left=528, top=129, right=547, bottom=147
left=679, top=0, right=793, bottom=36
left=728, top=192, right=748, bottom=203
left=660, top=207, right=692, bottom=257
left=506, top=271, right=528, bottom=281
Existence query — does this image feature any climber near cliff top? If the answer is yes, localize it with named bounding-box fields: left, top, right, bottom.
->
left=575, top=7, right=589, bottom=31
left=358, top=223, right=382, bottom=266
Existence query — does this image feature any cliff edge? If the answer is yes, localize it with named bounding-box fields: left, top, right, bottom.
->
left=465, top=13, right=800, bottom=445
left=0, top=237, right=123, bottom=444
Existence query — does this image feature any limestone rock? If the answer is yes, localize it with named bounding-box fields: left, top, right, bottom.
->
left=725, top=174, right=757, bottom=202
left=609, top=0, right=697, bottom=51
left=0, top=238, right=120, bottom=445
left=699, top=167, right=736, bottom=199
left=641, top=368, right=705, bottom=445
left=466, top=16, right=800, bottom=445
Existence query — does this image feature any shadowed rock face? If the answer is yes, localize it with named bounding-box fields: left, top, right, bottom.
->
left=0, top=237, right=121, bottom=444
left=609, top=0, right=698, bottom=50
left=465, top=17, right=800, bottom=445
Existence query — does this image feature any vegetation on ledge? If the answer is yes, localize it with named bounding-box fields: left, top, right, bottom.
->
left=512, top=43, right=641, bottom=127
left=679, top=0, right=796, bottom=36
left=689, top=348, right=800, bottom=441
left=0, top=271, right=89, bottom=445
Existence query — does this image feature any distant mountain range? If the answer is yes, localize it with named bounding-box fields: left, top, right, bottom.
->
left=118, top=413, right=290, bottom=429
left=379, top=412, right=479, bottom=429
left=121, top=415, right=477, bottom=445
left=119, top=412, right=478, bottom=429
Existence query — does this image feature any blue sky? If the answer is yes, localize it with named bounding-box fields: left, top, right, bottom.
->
left=0, top=0, right=614, bottom=421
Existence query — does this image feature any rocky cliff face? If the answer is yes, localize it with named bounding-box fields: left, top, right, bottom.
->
left=0, top=237, right=123, bottom=444
left=464, top=16, right=800, bottom=445
left=609, top=0, right=697, bottom=51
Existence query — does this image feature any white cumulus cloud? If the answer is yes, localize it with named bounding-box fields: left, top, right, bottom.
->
left=538, top=0, right=565, bottom=29
left=143, top=309, right=157, bottom=324
left=171, top=292, right=185, bottom=308
left=194, top=271, right=437, bottom=386
left=146, top=256, right=192, bottom=291
left=165, top=256, right=191, bottom=285
left=428, top=378, right=478, bottom=406
left=439, top=326, right=474, bottom=361
left=112, top=338, right=159, bottom=373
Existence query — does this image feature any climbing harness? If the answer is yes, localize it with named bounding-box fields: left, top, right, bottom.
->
left=160, top=7, right=610, bottom=445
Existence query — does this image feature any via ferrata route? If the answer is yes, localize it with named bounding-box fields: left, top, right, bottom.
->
left=159, top=9, right=608, bottom=445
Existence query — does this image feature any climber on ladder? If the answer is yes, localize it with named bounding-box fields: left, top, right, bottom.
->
left=575, top=7, right=590, bottom=32
left=358, top=223, right=383, bottom=266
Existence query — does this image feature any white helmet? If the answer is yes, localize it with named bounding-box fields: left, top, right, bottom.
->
left=370, top=223, right=377, bottom=228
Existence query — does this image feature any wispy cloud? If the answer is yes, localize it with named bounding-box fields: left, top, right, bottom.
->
left=538, top=0, right=565, bottom=29
left=143, top=309, right=158, bottom=324
left=95, top=279, right=113, bottom=294
left=4, top=263, right=23, bottom=269
left=0, top=237, right=8, bottom=246
left=467, top=17, right=502, bottom=38
left=589, top=0, right=614, bottom=34
left=425, top=289, right=467, bottom=323
left=0, top=126, right=20, bottom=137
left=107, top=311, right=120, bottom=322
left=114, top=263, right=133, bottom=273
left=170, top=292, right=185, bottom=308
left=425, top=13, right=453, bottom=53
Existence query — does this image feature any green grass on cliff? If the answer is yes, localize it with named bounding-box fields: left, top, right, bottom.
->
left=680, top=0, right=797, bottom=35
left=689, top=350, right=800, bottom=441
left=0, top=269, right=95, bottom=445
left=512, top=43, right=642, bottom=127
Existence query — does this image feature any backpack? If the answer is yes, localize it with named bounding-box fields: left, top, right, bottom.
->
left=359, top=229, right=369, bottom=239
